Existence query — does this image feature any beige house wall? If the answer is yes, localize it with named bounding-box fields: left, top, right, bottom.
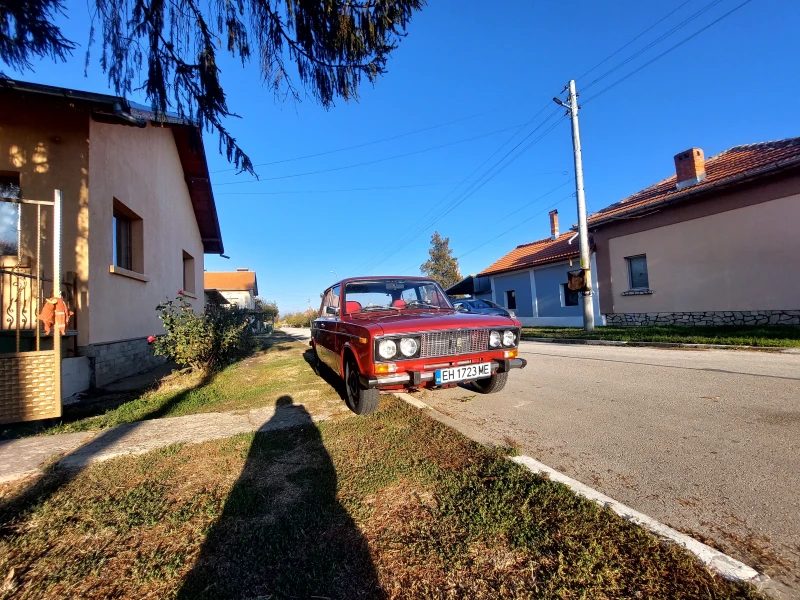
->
left=219, top=290, right=255, bottom=309
left=87, top=121, right=205, bottom=344
left=607, top=193, right=800, bottom=314
left=0, top=97, right=90, bottom=345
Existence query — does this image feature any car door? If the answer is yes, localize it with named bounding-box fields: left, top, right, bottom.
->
left=316, top=286, right=341, bottom=371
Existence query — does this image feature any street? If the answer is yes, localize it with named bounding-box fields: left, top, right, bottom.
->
left=419, top=341, right=800, bottom=589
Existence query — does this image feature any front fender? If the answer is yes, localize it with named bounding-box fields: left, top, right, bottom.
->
left=340, top=341, right=370, bottom=378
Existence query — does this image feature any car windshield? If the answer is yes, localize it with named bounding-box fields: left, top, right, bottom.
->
left=483, top=300, right=504, bottom=309
left=344, top=279, right=453, bottom=313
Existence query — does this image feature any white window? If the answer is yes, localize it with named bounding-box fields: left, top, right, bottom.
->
left=0, top=173, right=20, bottom=256
left=626, top=255, right=649, bottom=290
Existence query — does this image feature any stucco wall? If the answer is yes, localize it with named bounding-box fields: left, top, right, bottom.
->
left=534, top=262, right=583, bottom=318
left=87, top=121, right=204, bottom=343
left=606, top=193, right=800, bottom=314
left=219, top=290, right=254, bottom=309
left=491, top=272, right=534, bottom=317
left=0, top=96, right=90, bottom=344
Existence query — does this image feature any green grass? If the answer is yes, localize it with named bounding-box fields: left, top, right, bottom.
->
left=522, top=325, right=800, bottom=347
left=0, top=333, right=342, bottom=440
left=0, top=398, right=762, bottom=599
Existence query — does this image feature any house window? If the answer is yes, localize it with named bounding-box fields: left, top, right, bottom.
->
left=182, top=251, right=195, bottom=294
left=0, top=173, right=20, bottom=256
left=626, top=255, right=650, bottom=290
left=505, top=290, right=517, bottom=310
left=112, top=199, right=144, bottom=274
left=562, top=284, right=580, bottom=307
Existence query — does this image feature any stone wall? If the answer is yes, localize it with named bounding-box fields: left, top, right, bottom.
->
left=603, top=310, right=800, bottom=327
left=78, top=337, right=165, bottom=387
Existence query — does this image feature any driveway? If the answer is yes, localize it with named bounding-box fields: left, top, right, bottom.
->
left=419, top=341, right=800, bottom=590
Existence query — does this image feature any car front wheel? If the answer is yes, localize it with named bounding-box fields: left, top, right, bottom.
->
left=472, top=371, right=508, bottom=394
left=345, top=358, right=380, bottom=415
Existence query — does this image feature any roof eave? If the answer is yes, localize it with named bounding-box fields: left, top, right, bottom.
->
left=589, top=155, right=800, bottom=229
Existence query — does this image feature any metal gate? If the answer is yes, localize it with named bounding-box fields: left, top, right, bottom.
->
left=0, top=190, right=63, bottom=424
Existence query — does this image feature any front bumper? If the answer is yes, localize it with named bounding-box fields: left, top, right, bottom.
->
left=360, top=357, right=527, bottom=389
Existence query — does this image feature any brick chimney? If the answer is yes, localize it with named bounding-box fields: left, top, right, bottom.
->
left=236, top=267, right=249, bottom=271
left=674, top=148, right=706, bottom=190
left=549, top=210, right=559, bottom=240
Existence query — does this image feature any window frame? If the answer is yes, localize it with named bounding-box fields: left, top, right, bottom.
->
left=182, top=250, right=195, bottom=295
left=111, top=198, right=144, bottom=276
left=625, top=254, right=650, bottom=291
left=562, top=283, right=580, bottom=307
left=505, top=290, right=517, bottom=310
left=0, top=172, right=21, bottom=256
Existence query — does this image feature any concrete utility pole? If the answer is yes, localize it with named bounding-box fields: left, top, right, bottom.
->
left=554, top=80, right=595, bottom=331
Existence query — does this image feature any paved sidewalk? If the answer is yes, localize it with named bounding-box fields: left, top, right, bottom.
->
left=0, top=402, right=335, bottom=483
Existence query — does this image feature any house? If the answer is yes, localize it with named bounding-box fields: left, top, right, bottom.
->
left=448, top=210, right=603, bottom=327
left=204, top=269, right=259, bottom=309
left=0, top=75, right=224, bottom=407
left=588, top=138, right=800, bottom=326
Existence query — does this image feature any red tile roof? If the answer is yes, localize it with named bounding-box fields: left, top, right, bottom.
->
left=589, top=137, right=800, bottom=226
left=479, top=232, right=581, bottom=276
left=204, top=271, right=258, bottom=295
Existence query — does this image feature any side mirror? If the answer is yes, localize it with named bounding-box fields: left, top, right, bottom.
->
left=454, top=305, right=466, bottom=312
left=325, top=305, right=340, bottom=316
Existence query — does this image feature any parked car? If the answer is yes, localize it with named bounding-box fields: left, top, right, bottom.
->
left=311, top=276, right=527, bottom=415
left=451, top=298, right=515, bottom=318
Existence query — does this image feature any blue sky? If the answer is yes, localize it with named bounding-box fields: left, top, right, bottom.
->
left=4, top=0, right=798, bottom=312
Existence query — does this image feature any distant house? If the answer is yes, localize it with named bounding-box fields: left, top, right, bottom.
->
left=0, top=75, right=224, bottom=416
left=448, top=210, right=603, bottom=327
left=204, top=269, right=259, bottom=309
left=588, top=138, right=800, bottom=326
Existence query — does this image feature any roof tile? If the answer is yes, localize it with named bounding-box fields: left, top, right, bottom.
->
left=479, top=233, right=580, bottom=276
left=204, top=271, right=258, bottom=293
left=589, top=137, right=800, bottom=225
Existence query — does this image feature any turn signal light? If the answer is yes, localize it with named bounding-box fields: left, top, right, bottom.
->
left=375, top=363, right=397, bottom=374
left=504, top=349, right=518, bottom=359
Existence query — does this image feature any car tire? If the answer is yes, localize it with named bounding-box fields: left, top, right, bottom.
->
left=472, top=371, right=508, bottom=394
left=345, top=357, right=379, bottom=416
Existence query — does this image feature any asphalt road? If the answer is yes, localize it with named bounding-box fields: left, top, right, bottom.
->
left=279, top=327, right=312, bottom=342
left=418, top=342, right=800, bottom=590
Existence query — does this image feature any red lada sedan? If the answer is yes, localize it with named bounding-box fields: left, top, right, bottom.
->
left=311, top=276, right=527, bottom=415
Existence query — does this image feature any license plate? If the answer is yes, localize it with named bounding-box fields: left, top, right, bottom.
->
left=435, top=362, right=492, bottom=385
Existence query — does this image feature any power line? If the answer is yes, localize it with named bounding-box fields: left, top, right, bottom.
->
left=576, top=0, right=693, bottom=82
left=213, top=170, right=570, bottom=197
left=583, top=0, right=725, bottom=91
left=356, top=100, right=558, bottom=273
left=212, top=123, right=526, bottom=186
left=361, top=111, right=567, bottom=273
left=584, top=0, right=755, bottom=105
left=210, top=109, right=496, bottom=173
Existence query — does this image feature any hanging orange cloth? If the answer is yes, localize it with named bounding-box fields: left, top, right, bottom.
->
left=37, top=297, right=73, bottom=335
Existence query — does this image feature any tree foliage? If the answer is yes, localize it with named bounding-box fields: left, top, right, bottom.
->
left=420, top=231, right=462, bottom=291
left=0, top=0, right=425, bottom=174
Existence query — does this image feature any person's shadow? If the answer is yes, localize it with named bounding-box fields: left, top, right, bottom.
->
left=176, top=395, right=384, bottom=599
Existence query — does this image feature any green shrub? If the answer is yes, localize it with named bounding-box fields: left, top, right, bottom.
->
left=151, top=294, right=253, bottom=372
left=280, top=309, right=317, bottom=328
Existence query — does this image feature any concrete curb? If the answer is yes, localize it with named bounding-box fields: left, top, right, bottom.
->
left=394, top=392, right=784, bottom=597
left=521, top=336, right=800, bottom=353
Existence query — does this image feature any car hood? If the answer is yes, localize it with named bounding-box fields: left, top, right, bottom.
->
left=349, top=310, right=519, bottom=335
left=471, top=308, right=508, bottom=315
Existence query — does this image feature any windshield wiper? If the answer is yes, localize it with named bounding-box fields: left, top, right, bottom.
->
left=406, top=301, right=443, bottom=310
left=360, top=305, right=401, bottom=313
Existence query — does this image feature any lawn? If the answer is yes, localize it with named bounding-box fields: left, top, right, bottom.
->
left=0, top=332, right=342, bottom=440
left=0, top=396, right=761, bottom=599
left=522, top=325, right=800, bottom=348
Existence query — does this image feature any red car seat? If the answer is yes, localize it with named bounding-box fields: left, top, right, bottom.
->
left=345, top=301, right=362, bottom=314
left=392, top=299, right=406, bottom=308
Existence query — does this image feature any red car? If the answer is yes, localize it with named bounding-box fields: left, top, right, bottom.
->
left=311, top=276, right=527, bottom=415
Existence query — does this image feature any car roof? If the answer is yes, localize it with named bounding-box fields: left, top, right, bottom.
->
left=326, top=275, right=436, bottom=290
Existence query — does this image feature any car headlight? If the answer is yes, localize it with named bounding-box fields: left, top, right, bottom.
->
left=489, top=330, right=502, bottom=348
left=399, top=337, right=419, bottom=357
left=378, top=339, right=397, bottom=359
left=502, top=330, right=516, bottom=347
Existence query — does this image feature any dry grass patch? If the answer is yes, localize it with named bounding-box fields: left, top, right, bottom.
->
left=0, top=397, right=763, bottom=599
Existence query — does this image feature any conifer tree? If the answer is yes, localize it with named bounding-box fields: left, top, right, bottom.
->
left=420, top=231, right=462, bottom=290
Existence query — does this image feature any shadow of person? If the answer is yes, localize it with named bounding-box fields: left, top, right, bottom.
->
left=176, top=395, right=384, bottom=600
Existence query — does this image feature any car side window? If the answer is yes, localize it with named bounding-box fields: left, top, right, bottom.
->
left=331, top=285, right=341, bottom=310
left=320, top=289, right=332, bottom=316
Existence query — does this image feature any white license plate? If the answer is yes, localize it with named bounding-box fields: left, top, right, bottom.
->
left=435, top=362, right=492, bottom=385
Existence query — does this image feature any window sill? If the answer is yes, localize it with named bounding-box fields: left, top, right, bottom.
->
left=109, top=265, right=149, bottom=282
left=181, top=291, right=198, bottom=299
left=622, top=289, right=654, bottom=296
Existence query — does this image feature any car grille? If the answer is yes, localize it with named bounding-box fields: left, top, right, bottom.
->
left=420, top=329, right=488, bottom=359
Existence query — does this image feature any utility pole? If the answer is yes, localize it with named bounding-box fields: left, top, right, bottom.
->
left=554, top=80, right=595, bottom=331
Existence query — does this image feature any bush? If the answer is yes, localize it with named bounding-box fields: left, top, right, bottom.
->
left=280, top=309, right=317, bottom=328
left=151, top=294, right=253, bottom=372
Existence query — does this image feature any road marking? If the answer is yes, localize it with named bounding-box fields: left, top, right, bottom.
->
left=511, top=454, right=766, bottom=586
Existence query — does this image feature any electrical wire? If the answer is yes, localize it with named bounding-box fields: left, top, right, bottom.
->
left=576, top=0, right=693, bottom=82
left=584, top=0, right=755, bottom=105
left=212, top=123, right=527, bottom=186
left=583, top=0, right=726, bottom=91
left=210, top=109, right=497, bottom=174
